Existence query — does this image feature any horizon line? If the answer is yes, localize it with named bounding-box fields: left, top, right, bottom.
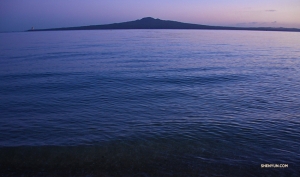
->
left=26, top=17, right=300, bottom=33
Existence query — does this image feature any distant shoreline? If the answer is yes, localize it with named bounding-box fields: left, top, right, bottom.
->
left=28, top=17, right=300, bottom=33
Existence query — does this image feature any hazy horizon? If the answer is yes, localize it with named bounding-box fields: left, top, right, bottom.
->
left=1, top=0, right=300, bottom=32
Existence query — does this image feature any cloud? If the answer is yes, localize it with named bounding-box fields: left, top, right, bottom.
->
left=236, top=22, right=265, bottom=26
left=235, top=21, right=278, bottom=27
left=265, top=10, right=276, bottom=12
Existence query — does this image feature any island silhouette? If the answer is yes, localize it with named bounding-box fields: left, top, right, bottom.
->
left=29, top=17, right=300, bottom=32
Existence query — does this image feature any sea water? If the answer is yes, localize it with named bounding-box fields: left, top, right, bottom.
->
left=0, top=30, right=300, bottom=176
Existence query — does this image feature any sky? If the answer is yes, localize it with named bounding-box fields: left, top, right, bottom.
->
left=0, top=0, right=300, bottom=32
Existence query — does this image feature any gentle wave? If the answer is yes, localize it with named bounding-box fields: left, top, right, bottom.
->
left=0, top=30, right=300, bottom=176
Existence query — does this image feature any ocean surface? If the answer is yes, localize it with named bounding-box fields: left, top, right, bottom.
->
left=0, top=30, right=300, bottom=176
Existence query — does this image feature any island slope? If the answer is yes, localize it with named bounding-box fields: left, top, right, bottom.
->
left=29, top=17, right=300, bottom=32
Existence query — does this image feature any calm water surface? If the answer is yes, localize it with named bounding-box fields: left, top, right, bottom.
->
left=0, top=30, right=300, bottom=176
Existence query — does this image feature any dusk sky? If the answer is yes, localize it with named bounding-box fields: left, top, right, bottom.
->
left=1, top=0, right=300, bottom=32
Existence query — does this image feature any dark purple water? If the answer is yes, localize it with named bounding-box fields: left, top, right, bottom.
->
left=0, top=30, right=300, bottom=176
